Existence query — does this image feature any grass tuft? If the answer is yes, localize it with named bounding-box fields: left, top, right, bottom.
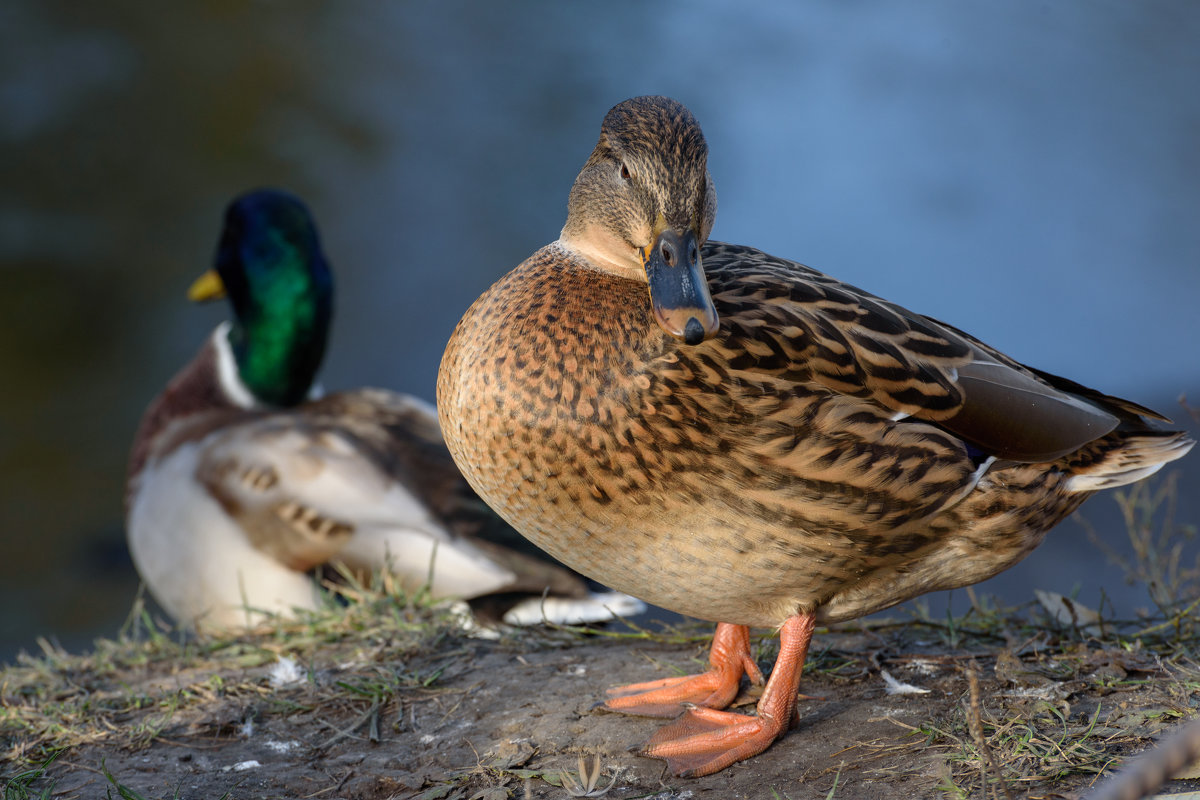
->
left=0, top=568, right=468, bottom=777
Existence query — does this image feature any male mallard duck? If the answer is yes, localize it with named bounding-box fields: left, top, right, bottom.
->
left=437, top=96, right=1194, bottom=776
left=127, top=189, right=642, bottom=631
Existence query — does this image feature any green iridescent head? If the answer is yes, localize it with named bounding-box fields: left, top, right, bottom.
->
left=191, top=189, right=334, bottom=407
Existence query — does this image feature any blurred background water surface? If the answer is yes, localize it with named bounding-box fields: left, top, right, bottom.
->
left=2, top=1, right=1198, bottom=660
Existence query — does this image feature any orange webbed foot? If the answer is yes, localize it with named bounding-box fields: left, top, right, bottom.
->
left=604, top=671, right=746, bottom=718
left=633, top=614, right=817, bottom=777
left=640, top=705, right=789, bottom=777
left=602, top=623, right=763, bottom=718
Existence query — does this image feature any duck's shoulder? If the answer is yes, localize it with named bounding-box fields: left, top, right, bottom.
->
left=703, top=241, right=960, bottom=348
left=700, top=241, right=971, bottom=414
left=127, top=326, right=252, bottom=487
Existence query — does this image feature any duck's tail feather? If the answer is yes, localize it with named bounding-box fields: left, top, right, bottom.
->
left=1065, top=430, right=1194, bottom=493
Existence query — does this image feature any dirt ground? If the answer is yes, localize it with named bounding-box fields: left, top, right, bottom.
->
left=8, top=603, right=1199, bottom=800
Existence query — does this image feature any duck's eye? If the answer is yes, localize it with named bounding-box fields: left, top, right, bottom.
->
left=619, top=162, right=631, bottom=182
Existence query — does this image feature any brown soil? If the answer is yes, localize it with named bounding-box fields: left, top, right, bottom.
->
left=8, top=604, right=1199, bottom=800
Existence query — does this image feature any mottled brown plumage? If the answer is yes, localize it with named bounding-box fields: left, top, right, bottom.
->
left=436, top=96, right=1193, bottom=776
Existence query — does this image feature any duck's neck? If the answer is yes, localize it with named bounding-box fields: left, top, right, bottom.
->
left=226, top=286, right=330, bottom=407
left=557, top=226, right=645, bottom=284
left=211, top=321, right=264, bottom=409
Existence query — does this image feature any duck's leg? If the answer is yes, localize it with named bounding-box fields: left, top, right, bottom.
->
left=603, top=623, right=764, bottom=718
left=638, top=612, right=816, bottom=777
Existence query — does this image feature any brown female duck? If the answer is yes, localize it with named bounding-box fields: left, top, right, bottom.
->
left=437, top=96, right=1193, bottom=776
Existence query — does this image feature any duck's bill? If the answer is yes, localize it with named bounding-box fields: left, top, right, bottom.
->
left=643, top=229, right=719, bottom=345
left=187, top=269, right=227, bottom=302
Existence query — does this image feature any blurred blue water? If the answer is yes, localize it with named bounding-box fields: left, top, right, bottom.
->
left=1, top=1, right=1197, bottom=660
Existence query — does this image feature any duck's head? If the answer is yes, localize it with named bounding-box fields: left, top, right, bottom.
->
left=560, top=96, right=719, bottom=345
left=188, top=189, right=334, bottom=407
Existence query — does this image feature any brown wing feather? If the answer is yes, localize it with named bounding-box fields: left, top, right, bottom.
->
left=705, top=243, right=969, bottom=417
left=304, top=390, right=470, bottom=523
left=704, top=241, right=1148, bottom=463
left=194, top=418, right=358, bottom=571
left=253, top=390, right=592, bottom=598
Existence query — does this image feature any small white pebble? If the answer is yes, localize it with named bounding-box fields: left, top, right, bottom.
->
left=568, top=664, right=587, bottom=676
left=222, top=760, right=261, bottom=772
left=264, top=739, right=301, bottom=754
left=420, top=734, right=437, bottom=745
